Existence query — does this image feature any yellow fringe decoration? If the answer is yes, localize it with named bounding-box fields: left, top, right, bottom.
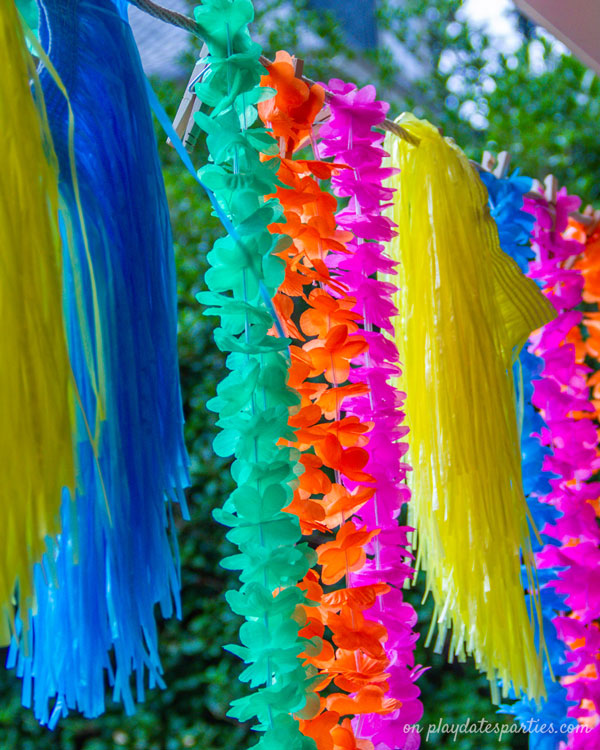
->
left=0, top=2, right=74, bottom=642
left=385, top=114, right=556, bottom=702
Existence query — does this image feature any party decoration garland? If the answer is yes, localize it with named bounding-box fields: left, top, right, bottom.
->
left=0, top=0, right=74, bottom=644
left=6, top=0, right=599, bottom=739
left=318, top=79, right=423, bottom=749
left=8, top=0, right=190, bottom=725
left=385, top=115, right=556, bottom=702
left=258, top=53, right=401, bottom=749
left=575, top=223, right=600, bottom=415
left=192, top=7, right=321, bottom=749
left=522, top=202, right=600, bottom=748
left=481, top=170, right=576, bottom=748
left=567, top=220, right=600, bottom=745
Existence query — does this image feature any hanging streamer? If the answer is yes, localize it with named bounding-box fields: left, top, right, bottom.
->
left=258, top=53, right=402, bottom=750
left=565, top=220, right=600, bottom=746
left=0, top=0, right=74, bottom=644
left=8, top=0, right=190, bottom=725
left=481, top=170, right=577, bottom=749
left=192, top=6, right=321, bottom=749
left=520, top=201, right=600, bottom=748
left=385, top=115, right=556, bottom=701
left=318, top=79, right=423, bottom=749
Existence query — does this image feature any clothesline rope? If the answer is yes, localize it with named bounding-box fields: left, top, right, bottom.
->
left=126, top=0, right=420, bottom=144
left=127, top=0, right=600, bottom=236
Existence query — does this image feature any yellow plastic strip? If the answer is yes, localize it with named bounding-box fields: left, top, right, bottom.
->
left=385, top=113, right=556, bottom=702
left=0, top=1, right=75, bottom=640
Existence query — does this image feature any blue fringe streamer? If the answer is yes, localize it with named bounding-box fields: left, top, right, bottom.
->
left=7, top=0, right=190, bottom=726
left=481, top=170, right=576, bottom=748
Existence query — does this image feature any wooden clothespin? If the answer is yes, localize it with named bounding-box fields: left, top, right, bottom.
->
left=493, top=151, right=511, bottom=179
left=528, top=178, right=544, bottom=196
left=479, top=150, right=511, bottom=179
left=313, top=94, right=331, bottom=136
left=314, top=106, right=331, bottom=125
left=540, top=174, right=559, bottom=234
left=481, top=150, right=496, bottom=172
left=544, top=174, right=558, bottom=204
left=168, top=44, right=209, bottom=152
left=292, top=56, right=304, bottom=79
left=580, top=204, right=600, bottom=235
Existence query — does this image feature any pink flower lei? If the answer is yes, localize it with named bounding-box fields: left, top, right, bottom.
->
left=317, top=78, right=424, bottom=750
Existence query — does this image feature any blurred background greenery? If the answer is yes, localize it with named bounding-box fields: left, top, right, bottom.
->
left=2, top=0, right=598, bottom=747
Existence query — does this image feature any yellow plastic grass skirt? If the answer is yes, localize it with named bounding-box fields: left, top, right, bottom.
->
left=0, top=2, right=74, bottom=642
left=385, top=114, right=556, bottom=702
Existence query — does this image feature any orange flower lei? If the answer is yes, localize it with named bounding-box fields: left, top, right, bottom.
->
left=258, top=51, right=401, bottom=749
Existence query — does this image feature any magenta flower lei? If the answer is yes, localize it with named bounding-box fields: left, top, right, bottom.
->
left=317, top=79, right=423, bottom=749
left=524, top=187, right=600, bottom=747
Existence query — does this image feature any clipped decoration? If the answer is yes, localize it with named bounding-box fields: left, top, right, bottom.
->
left=385, top=115, right=556, bottom=702
left=521, top=194, right=600, bottom=748
left=0, top=0, right=74, bottom=644
left=318, top=79, right=423, bottom=749
left=258, top=53, right=418, bottom=749
left=567, top=219, right=600, bottom=745
left=192, top=5, right=321, bottom=749
left=8, top=0, right=190, bottom=726
left=3, top=0, right=600, bottom=747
